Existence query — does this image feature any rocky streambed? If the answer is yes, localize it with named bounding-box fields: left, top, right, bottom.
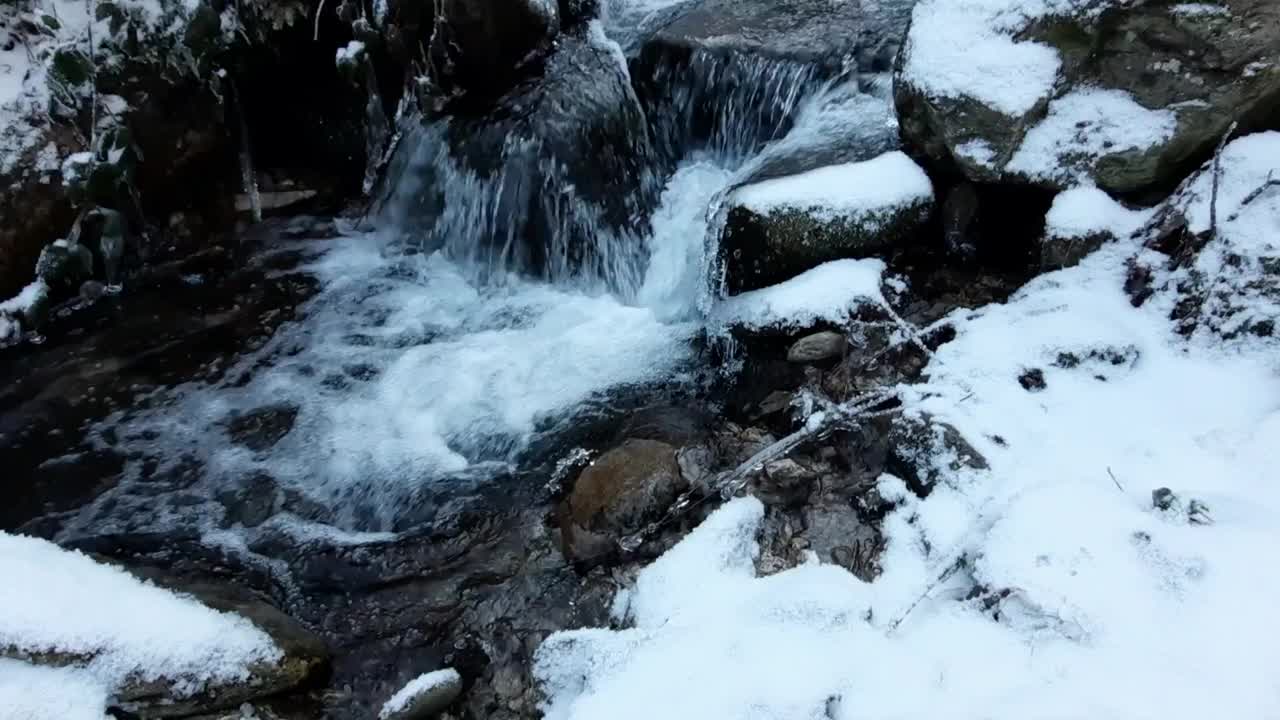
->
left=1, top=0, right=1277, bottom=718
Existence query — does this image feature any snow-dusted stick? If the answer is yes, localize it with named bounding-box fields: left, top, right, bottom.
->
left=1209, top=121, right=1238, bottom=240
left=885, top=556, right=964, bottom=635
left=1227, top=170, right=1279, bottom=222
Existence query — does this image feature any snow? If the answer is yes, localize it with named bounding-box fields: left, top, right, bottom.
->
left=0, top=280, right=49, bottom=316
left=954, top=138, right=997, bottom=169
left=731, top=151, right=933, bottom=223
left=0, top=659, right=110, bottom=720
left=1045, top=186, right=1154, bottom=240
left=336, top=40, right=366, bottom=67
left=379, top=668, right=461, bottom=719
left=1007, top=88, right=1178, bottom=183
left=0, top=531, right=282, bottom=714
left=1156, top=131, right=1280, bottom=343
left=536, top=146, right=1280, bottom=718
left=712, top=259, right=886, bottom=330
left=900, top=0, right=1078, bottom=117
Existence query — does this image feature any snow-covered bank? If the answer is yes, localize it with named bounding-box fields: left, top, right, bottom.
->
left=0, top=532, right=283, bottom=719
left=534, top=135, right=1280, bottom=719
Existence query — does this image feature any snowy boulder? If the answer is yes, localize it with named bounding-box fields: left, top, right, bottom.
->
left=1041, top=186, right=1154, bottom=270
left=0, top=533, right=327, bottom=718
left=643, top=0, right=864, bottom=67
left=559, top=439, right=687, bottom=566
left=379, top=668, right=464, bottom=720
left=720, top=151, right=933, bottom=293
left=895, top=0, right=1280, bottom=194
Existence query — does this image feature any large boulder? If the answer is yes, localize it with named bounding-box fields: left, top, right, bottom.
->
left=895, top=0, right=1280, bottom=195
left=720, top=151, right=934, bottom=292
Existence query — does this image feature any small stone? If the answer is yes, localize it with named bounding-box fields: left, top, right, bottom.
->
left=1018, top=368, right=1047, bottom=392
left=79, top=280, right=106, bottom=303
left=380, top=668, right=463, bottom=720
left=1151, top=487, right=1179, bottom=512
left=787, top=331, right=847, bottom=363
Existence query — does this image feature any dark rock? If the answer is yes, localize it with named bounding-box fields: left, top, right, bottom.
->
left=559, top=439, right=686, bottom=565
left=1018, top=368, right=1047, bottom=392
left=649, top=0, right=863, bottom=66
left=223, top=404, right=300, bottom=452
left=942, top=182, right=979, bottom=258
left=616, top=405, right=713, bottom=447
left=1152, top=487, right=1177, bottom=511
left=887, top=414, right=988, bottom=498
left=425, top=0, right=559, bottom=108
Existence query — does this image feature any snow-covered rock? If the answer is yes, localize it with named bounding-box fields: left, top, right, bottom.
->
left=0, top=531, right=326, bottom=718
left=721, top=152, right=933, bottom=292
left=895, top=0, right=1280, bottom=194
left=1042, top=185, right=1155, bottom=269
left=379, top=668, right=464, bottom=720
left=712, top=258, right=886, bottom=331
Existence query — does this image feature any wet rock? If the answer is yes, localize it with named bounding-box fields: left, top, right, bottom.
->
left=559, top=439, right=686, bottom=565
left=425, top=0, right=559, bottom=108
left=643, top=0, right=913, bottom=73
left=223, top=405, right=300, bottom=452
left=617, top=405, right=712, bottom=447
left=886, top=414, right=988, bottom=498
left=720, top=151, right=934, bottom=292
left=435, top=27, right=657, bottom=274
left=896, top=0, right=1280, bottom=194
left=787, top=331, right=846, bottom=364
left=649, top=0, right=863, bottom=66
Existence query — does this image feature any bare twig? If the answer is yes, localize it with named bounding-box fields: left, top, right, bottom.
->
left=1208, top=121, right=1238, bottom=239
left=886, top=556, right=965, bottom=634
left=1106, top=466, right=1125, bottom=493
left=1227, top=170, right=1279, bottom=222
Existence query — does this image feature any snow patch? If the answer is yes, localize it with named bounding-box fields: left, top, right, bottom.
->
left=1045, top=186, right=1154, bottom=240
left=0, top=531, right=282, bottom=709
left=900, top=0, right=1083, bottom=116
left=731, top=151, right=933, bottom=223
left=0, top=659, right=110, bottom=720
left=713, top=259, right=886, bottom=330
left=1007, top=87, right=1178, bottom=183
left=379, top=668, right=461, bottom=719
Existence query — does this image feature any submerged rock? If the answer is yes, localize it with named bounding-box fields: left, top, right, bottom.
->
left=721, top=151, right=934, bottom=292
left=896, top=0, right=1280, bottom=194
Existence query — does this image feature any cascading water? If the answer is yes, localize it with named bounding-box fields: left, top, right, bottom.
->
left=58, top=20, right=897, bottom=540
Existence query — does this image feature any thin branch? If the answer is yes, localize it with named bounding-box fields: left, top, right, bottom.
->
left=1106, top=466, right=1125, bottom=493
left=1227, top=171, right=1279, bottom=222
left=1208, top=121, right=1238, bottom=240
left=886, top=556, right=965, bottom=634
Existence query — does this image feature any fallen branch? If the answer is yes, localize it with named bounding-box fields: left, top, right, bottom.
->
left=1226, top=170, right=1279, bottom=222
left=1107, top=466, right=1125, bottom=493
left=1208, top=121, right=1238, bottom=240
left=885, top=555, right=965, bottom=634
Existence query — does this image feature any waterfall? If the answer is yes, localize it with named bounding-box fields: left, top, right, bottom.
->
left=65, top=15, right=888, bottom=537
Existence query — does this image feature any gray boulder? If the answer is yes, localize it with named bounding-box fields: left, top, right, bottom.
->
left=896, top=0, right=1280, bottom=194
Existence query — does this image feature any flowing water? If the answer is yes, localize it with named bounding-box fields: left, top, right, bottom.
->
left=56, top=23, right=898, bottom=541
